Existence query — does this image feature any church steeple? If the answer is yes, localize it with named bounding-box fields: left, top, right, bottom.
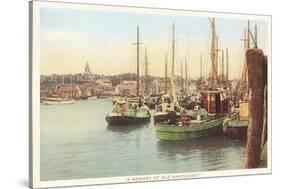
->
left=84, top=62, right=91, bottom=74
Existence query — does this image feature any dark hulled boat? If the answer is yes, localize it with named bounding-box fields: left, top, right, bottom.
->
left=105, top=98, right=151, bottom=125
left=223, top=101, right=248, bottom=139
left=105, top=26, right=151, bottom=126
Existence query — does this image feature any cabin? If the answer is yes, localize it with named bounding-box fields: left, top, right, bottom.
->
left=239, top=101, right=249, bottom=120
left=200, top=89, right=229, bottom=114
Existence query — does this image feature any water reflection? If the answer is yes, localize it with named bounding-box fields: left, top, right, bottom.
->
left=107, top=122, right=150, bottom=133
left=41, top=99, right=247, bottom=180
left=156, top=127, right=222, bottom=141
left=157, top=134, right=246, bottom=171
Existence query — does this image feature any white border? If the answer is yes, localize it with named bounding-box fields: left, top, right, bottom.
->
left=30, top=0, right=272, bottom=188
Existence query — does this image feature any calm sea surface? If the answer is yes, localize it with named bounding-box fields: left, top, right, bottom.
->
left=40, top=99, right=246, bottom=181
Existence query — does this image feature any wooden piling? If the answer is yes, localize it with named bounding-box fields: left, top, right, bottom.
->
left=245, top=48, right=266, bottom=168
left=261, top=56, right=268, bottom=148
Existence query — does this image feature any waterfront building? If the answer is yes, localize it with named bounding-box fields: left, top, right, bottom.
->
left=150, top=78, right=162, bottom=95
left=115, top=80, right=137, bottom=96
left=95, top=78, right=112, bottom=88
left=54, top=84, right=82, bottom=99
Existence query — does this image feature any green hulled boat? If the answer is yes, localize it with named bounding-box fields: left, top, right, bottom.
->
left=155, top=19, right=236, bottom=141
left=155, top=115, right=226, bottom=140
left=155, top=87, right=234, bottom=140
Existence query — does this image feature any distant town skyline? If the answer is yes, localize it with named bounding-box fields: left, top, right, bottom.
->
left=40, top=7, right=269, bottom=79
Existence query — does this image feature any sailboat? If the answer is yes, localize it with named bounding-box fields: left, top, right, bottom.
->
left=42, top=97, right=74, bottom=105
left=153, top=23, right=182, bottom=124
left=155, top=19, right=234, bottom=140
left=223, top=21, right=258, bottom=139
left=105, top=26, right=151, bottom=126
left=43, top=75, right=75, bottom=105
left=142, top=48, right=161, bottom=110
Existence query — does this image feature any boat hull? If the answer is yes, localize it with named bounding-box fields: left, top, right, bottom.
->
left=155, top=116, right=226, bottom=140
left=223, top=119, right=248, bottom=139
left=42, top=100, right=74, bottom=105
left=156, top=126, right=222, bottom=140
left=106, top=115, right=151, bottom=125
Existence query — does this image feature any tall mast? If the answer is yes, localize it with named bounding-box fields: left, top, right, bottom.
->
left=172, top=23, right=175, bottom=77
left=165, top=53, right=168, bottom=94
left=254, top=24, right=258, bottom=48
left=216, top=35, right=219, bottom=84
left=226, top=47, right=229, bottom=82
left=136, top=25, right=140, bottom=96
left=170, top=23, right=177, bottom=103
left=247, top=20, right=250, bottom=49
left=239, top=21, right=258, bottom=100
left=221, top=49, right=224, bottom=85
left=200, top=53, right=202, bottom=87
left=209, top=18, right=218, bottom=87
left=132, top=25, right=142, bottom=96
left=244, top=21, right=250, bottom=90
left=144, top=47, right=149, bottom=95
left=181, top=60, right=184, bottom=91
left=185, top=56, right=188, bottom=92
left=241, top=28, right=247, bottom=86
left=70, top=74, right=72, bottom=99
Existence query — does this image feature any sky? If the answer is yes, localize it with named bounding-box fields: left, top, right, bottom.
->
left=40, top=7, right=269, bottom=79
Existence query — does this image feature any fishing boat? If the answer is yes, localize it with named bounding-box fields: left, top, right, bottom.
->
left=87, top=95, right=98, bottom=100
left=223, top=101, right=248, bottom=139
left=153, top=23, right=183, bottom=123
left=42, top=75, right=75, bottom=105
left=105, top=98, right=151, bottom=125
left=154, top=95, right=181, bottom=123
left=155, top=88, right=234, bottom=140
left=222, top=21, right=259, bottom=139
left=105, top=25, right=151, bottom=125
left=156, top=116, right=226, bottom=140
left=223, top=118, right=248, bottom=139
left=144, top=94, right=161, bottom=110
left=155, top=19, right=235, bottom=140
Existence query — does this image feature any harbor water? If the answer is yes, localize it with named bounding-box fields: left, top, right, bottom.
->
left=40, top=99, right=246, bottom=181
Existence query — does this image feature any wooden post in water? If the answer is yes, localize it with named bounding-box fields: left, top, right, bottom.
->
left=261, top=55, right=268, bottom=148
left=245, top=48, right=266, bottom=168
